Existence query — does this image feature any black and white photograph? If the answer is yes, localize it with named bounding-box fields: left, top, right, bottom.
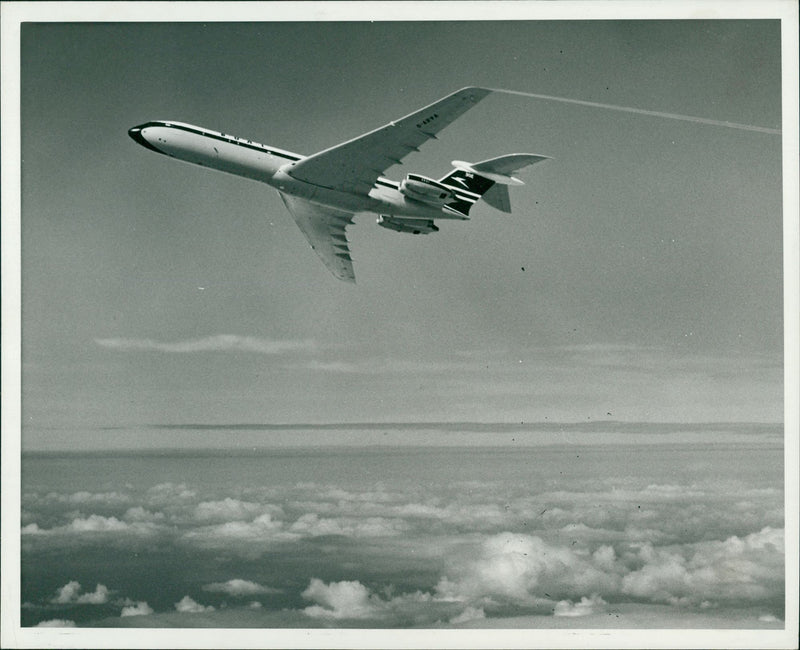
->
left=2, top=1, right=798, bottom=648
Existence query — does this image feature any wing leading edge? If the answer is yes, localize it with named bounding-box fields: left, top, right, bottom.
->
left=286, top=87, right=492, bottom=194
left=278, top=192, right=357, bottom=283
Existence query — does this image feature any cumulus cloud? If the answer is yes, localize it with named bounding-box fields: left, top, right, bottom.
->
left=192, top=498, right=283, bottom=523
left=23, top=454, right=784, bottom=628
left=24, top=515, right=157, bottom=537
left=175, top=595, right=215, bottom=613
left=435, top=532, right=619, bottom=608
left=450, top=606, right=486, bottom=624
left=51, top=581, right=109, bottom=605
left=146, top=482, right=197, bottom=503
left=758, top=614, right=780, bottom=623
left=301, top=579, right=443, bottom=624
left=621, top=527, right=784, bottom=606
left=68, top=515, right=130, bottom=533
left=77, top=584, right=110, bottom=604
left=431, top=525, right=785, bottom=618
left=123, top=506, right=165, bottom=523
left=553, top=594, right=607, bottom=617
left=121, top=601, right=154, bottom=617
left=95, top=335, right=316, bottom=355
left=288, top=513, right=408, bottom=538
left=291, top=526, right=783, bottom=626
left=287, top=477, right=781, bottom=543
left=181, top=512, right=299, bottom=549
left=302, top=579, right=379, bottom=619
left=35, top=619, right=76, bottom=627
left=43, top=491, right=130, bottom=505
left=202, top=579, right=279, bottom=597
left=51, top=581, right=82, bottom=604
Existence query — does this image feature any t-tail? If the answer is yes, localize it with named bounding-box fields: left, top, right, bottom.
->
left=439, top=153, right=550, bottom=216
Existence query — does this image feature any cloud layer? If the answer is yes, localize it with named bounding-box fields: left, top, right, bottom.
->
left=202, top=579, right=279, bottom=597
left=95, top=335, right=316, bottom=355
left=21, top=443, right=784, bottom=628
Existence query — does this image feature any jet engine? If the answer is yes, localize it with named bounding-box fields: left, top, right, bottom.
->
left=399, top=174, right=455, bottom=206
left=377, top=215, right=439, bottom=235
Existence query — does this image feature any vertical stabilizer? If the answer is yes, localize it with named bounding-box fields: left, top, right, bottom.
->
left=439, top=153, right=550, bottom=215
left=482, top=184, right=512, bottom=213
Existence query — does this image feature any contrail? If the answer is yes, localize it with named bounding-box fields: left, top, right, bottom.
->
left=490, top=88, right=781, bottom=135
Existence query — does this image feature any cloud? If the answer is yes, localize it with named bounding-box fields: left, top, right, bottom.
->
left=76, top=584, right=110, bottom=604
left=23, top=460, right=784, bottom=627
left=25, top=515, right=157, bottom=537
left=553, top=594, right=607, bottom=617
left=293, top=528, right=783, bottom=626
left=181, top=512, right=300, bottom=549
left=435, top=532, right=619, bottom=608
left=67, top=515, right=130, bottom=533
left=123, top=507, right=166, bottom=523
left=95, top=335, right=316, bottom=355
left=51, top=581, right=109, bottom=604
left=449, top=606, right=486, bottom=624
left=302, top=579, right=380, bottom=619
left=42, top=491, right=130, bottom=505
left=300, top=579, right=460, bottom=625
left=146, top=482, right=197, bottom=503
left=175, top=596, right=215, bottom=613
left=288, top=513, right=408, bottom=538
left=621, top=527, right=784, bottom=606
left=51, top=581, right=82, bottom=604
left=35, top=619, right=76, bottom=627
left=283, top=477, right=782, bottom=544
left=432, top=526, right=784, bottom=617
left=192, top=498, right=283, bottom=523
left=121, top=601, right=154, bottom=617
left=301, top=360, right=361, bottom=373
left=202, top=579, right=280, bottom=597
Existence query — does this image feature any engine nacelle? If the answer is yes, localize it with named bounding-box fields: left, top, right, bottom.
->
left=399, top=174, right=455, bottom=206
left=377, top=215, right=439, bottom=235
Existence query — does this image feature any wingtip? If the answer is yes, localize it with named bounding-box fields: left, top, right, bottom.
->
left=455, top=86, right=493, bottom=99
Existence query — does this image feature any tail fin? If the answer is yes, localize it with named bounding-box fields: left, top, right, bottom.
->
left=439, top=153, right=550, bottom=215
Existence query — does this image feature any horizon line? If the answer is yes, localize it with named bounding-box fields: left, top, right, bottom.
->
left=125, top=420, right=783, bottom=432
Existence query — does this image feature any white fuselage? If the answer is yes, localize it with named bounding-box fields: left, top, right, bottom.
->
left=128, top=121, right=466, bottom=221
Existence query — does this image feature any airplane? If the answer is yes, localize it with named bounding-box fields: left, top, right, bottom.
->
left=128, top=87, right=549, bottom=282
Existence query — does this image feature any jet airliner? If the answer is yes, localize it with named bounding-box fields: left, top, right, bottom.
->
left=129, top=87, right=549, bottom=282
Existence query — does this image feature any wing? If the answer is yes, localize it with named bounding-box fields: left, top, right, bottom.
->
left=286, top=87, right=492, bottom=194
left=278, top=192, right=356, bottom=283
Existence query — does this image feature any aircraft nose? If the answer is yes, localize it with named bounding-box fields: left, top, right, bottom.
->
left=127, top=124, right=162, bottom=153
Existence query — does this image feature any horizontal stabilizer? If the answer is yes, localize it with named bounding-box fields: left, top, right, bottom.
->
left=439, top=152, right=549, bottom=215
left=452, top=153, right=550, bottom=185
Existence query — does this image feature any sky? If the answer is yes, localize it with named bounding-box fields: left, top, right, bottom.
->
left=4, top=5, right=798, bottom=646
left=14, top=13, right=789, bottom=445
